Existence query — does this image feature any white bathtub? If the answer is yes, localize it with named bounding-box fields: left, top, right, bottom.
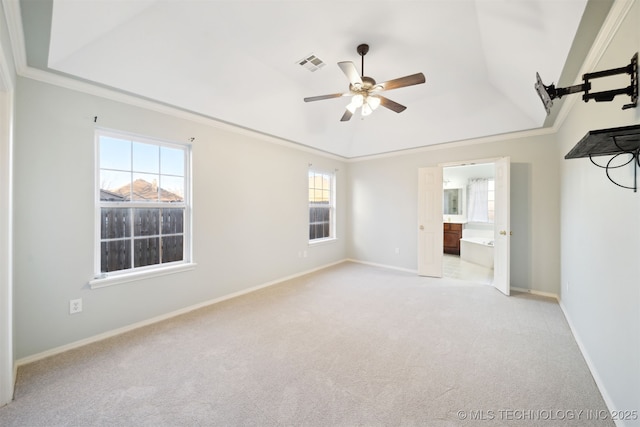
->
left=460, top=237, right=494, bottom=268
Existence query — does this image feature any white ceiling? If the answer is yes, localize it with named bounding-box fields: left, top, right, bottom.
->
left=42, top=0, right=589, bottom=158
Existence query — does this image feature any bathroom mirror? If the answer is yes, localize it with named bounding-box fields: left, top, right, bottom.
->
left=443, top=188, right=462, bottom=215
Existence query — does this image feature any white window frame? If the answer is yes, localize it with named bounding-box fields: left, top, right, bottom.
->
left=308, top=169, right=336, bottom=244
left=90, top=129, right=194, bottom=288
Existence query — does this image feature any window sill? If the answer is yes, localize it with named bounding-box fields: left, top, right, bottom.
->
left=89, top=263, right=197, bottom=289
left=308, top=237, right=337, bottom=246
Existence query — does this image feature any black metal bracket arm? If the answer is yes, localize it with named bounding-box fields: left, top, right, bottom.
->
left=536, top=52, right=638, bottom=115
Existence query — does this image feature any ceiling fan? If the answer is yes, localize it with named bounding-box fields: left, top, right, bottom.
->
left=304, top=44, right=426, bottom=121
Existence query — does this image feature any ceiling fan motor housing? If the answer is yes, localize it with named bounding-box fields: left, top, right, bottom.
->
left=350, top=76, right=377, bottom=94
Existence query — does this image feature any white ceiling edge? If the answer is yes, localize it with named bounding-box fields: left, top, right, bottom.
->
left=550, top=0, right=637, bottom=136
left=1, top=0, right=26, bottom=77
left=2, top=0, right=635, bottom=163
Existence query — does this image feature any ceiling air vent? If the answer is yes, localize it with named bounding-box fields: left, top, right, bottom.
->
left=297, top=54, right=325, bottom=72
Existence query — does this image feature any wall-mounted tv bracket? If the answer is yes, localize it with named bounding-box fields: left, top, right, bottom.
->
left=535, top=52, right=638, bottom=115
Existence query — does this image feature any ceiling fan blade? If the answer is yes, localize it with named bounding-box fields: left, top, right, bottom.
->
left=338, top=62, right=363, bottom=87
left=377, top=73, right=426, bottom=91
left=378, top=96, right=407, bottom=113
left=340, top=109, right=353, bottom=122
left=304, top=93, right=347, bottom=102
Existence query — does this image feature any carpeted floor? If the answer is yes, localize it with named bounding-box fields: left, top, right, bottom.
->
left=0, top=261, right=612, bottom=426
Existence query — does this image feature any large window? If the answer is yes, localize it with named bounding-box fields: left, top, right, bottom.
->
left=96, top=130, right=191, bottom=277
left=308, top=170, right=335, bottom=242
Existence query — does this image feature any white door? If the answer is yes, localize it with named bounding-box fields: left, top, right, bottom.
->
left=493, top=157, right=511, bottom=295
left=0, top=90, right=14, bottom=406
left=417, top=167, right=443, bottom=277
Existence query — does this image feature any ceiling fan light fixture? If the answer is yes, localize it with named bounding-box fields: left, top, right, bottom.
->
left=367, top=96, right=381, bottom=110
left=348, top=94, right=364, bottom=110
left=303, top=43, right=426, bottom=122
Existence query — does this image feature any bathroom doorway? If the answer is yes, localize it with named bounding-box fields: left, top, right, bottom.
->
left=418, top=157, right=510, bottom=295
left=442, top=163, right=495, bottom=285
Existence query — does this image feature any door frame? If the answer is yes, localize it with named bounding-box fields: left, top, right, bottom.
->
left=418, top=157, right=510, bottom=295
left=0, top=89, right=14, bottom=406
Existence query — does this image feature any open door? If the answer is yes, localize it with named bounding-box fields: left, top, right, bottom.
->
left=417, top=167, right=443, bottom=277
left=0, top=90, right=14, bottom=406
left=493, top=157, right=511, bottom=295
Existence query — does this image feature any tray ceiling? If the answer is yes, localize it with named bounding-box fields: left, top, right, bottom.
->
left=20, top=0, right=598, bottom=158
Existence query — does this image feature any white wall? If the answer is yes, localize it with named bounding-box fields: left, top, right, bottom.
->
left=557, top=0, right=640, bottom=422
left=13, top=77, right=347, bottom=360
left=346, top=132, right=560, bottom=295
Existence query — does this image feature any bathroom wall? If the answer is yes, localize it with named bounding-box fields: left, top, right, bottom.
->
left=443, top=163, right=495, bottom=224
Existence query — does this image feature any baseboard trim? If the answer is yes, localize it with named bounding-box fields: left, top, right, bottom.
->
left=511, top=286, right=559, bottom=301
left=16, top=259, right=348, bottom=367
left=346, top=258, right=418, bottom=274
left=558, top=300, right=620, bottom=426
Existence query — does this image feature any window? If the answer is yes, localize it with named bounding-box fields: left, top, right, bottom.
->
left=96, top=130, right=191, bottom=277
left=467, top=178, right=495, bottom=223
left=308, top=170, right=335, bottom=242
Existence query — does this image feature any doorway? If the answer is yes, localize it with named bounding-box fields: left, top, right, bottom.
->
left=417, top=157, right=510, bottom=295
left=442, top=163, right=495, bottom=285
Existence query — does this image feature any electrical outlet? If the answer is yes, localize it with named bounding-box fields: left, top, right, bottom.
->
left=69, top=298, right=82, bottom=314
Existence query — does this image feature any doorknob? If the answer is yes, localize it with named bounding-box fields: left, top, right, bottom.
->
left=499, top=230, right=507, bottom=235
left=419, top=225, right=424, bottom=230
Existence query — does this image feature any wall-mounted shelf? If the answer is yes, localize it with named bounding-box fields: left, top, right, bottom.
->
left=565, top=124, right=640, bottom=191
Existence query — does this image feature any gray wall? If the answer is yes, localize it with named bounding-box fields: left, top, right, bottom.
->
left=346, top=133, right=560, bottom=295
left=557, top=0, right=640, bottom=419
left=13, top=77, right=347, bottom=359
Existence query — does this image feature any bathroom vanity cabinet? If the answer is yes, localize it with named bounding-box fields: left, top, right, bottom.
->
left=443, top=223, right=462, bottom=255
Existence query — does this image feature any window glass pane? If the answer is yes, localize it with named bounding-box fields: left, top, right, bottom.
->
left=101, top=240, right=131, bottom=272
left=161, top=146, right=185, bottom=176
left=131, top=173, right=160, bottom=201
left=100, top=136, right=131, bottom=171
left=134, top=208, right=160, bottom=236
left=101, top=208, right=131, bottom=239
left=134, top=237, right=160, bottom=267
left=162, top=209, right=184, bottom=234
left=162, top=236, right=184, bottom=263
left=98, top=130, right=189, bottom=276
left=160, top=176, right=184, bottom=202
left=308, top=170, right=334, bottom=241
left=100, top=170, right=132, bottom=201
left=133, top=142, right=160, bottom=174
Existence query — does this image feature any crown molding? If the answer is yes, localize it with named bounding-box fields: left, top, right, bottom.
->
left=2, top=0, right=26, bottom=77
left=550, top=0, right=637, bottom=134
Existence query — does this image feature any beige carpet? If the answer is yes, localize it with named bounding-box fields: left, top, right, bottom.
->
left=0, top=262, right=612, bottom=426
